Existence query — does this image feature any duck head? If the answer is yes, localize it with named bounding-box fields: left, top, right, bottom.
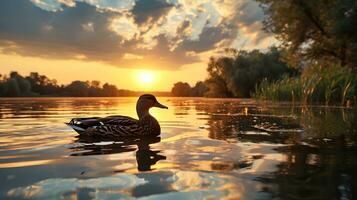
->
left=136, top=94, right=168, bottom=118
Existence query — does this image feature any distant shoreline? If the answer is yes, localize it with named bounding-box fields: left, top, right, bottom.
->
left=0, top=91, right=173, bottom=98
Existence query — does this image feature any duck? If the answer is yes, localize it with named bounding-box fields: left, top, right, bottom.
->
left=66, top=94, right=168, bottom=137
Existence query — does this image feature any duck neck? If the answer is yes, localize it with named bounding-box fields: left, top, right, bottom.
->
left=136, top=103, right=150, bottom=119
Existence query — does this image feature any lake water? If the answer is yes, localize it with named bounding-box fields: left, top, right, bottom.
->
left=0, top=97, right=355, bottom=200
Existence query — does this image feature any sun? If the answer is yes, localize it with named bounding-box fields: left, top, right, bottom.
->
left=139, top=71, right=154, bottom=83
left=135, top=71, right=157, bottom=90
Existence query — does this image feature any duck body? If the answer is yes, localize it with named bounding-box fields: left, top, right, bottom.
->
left=66, top=94, right=167, bottom=137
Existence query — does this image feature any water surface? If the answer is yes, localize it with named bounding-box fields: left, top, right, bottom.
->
left=0, top=97, right=356, bottom=199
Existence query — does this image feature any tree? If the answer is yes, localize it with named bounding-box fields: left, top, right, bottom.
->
left=171, top=82, right=192, bottom=96
left=191, top=81, right=209, bottom=97
left=204, top=48, right=295, bottom=97
left=5, top=78, right=21, bottom=96
left=102, top=83, right=118, bottom=96
left=88, top=80, right=103, bottom=96
left=256, top=0, right=357, bottom=67
left=2, top=71, right=33, bottom=96
left=205, top=56, right=235, bottom=97
left=65, top=81, right=90, bottom=96
left=25, top=72, right=58, bottom=95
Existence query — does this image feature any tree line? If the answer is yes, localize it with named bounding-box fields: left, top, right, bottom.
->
left=0, top=72, right=170, bottom=97
left=171, top=47, right=297, bottom=98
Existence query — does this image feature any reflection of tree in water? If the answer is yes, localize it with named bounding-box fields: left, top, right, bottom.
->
left=0, top=98, right=62, bottom=118
left=70, top=136, right=166, bottom=171
left=194, top=102, right=355, bottom=144
left=194, top=102, right=302, bottom=143
left=0, top=98, right=124, bottom=119
left=194, top=101, right=356, bottom=199
left=259, top=143, right=355, bottom=199
left=299, top=106, right=356, bottom=139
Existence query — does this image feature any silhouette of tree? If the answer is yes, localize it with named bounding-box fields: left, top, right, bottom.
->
left=102, top=83, right=118, bottom=96
left=65, top=81, right=90, bottom=96
left=6, top=78, right=21, bottom=96
left=0, top=71, right=171, bottom=97
left=88, top=80, right=103, bottom=96
left=191, top=81, right=209, bottom=96
left=171, top=82, right=192, bottom=96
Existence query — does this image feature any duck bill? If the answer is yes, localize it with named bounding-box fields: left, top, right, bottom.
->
left=155, top=101, right=168, bottom=109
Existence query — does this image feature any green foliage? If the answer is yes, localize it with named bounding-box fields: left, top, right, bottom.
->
left=253, top=75, right=301, bottom=102
left=256, top=0, right=357, bottom=67
left=204, top=47, right=296, bottom=98
left=254, top=65, right=356, bottom=105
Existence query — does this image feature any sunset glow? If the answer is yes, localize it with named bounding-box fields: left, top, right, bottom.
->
left=138, top=71, right=154, bottom=84
left=0, top=0, right=275, bottom=91
left=134, top=70, right=158, bottom=90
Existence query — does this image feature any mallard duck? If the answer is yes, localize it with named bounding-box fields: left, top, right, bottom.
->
left=66, top=94, right=168, bottom=137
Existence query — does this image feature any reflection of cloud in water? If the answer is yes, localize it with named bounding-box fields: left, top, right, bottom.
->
left=7, top=170, right=253, bottom=200
left=7, top=174, right=147, bottom=199
left=235, top=142, right=287, bottom=174
left=140, top=190, right=223, bottom=200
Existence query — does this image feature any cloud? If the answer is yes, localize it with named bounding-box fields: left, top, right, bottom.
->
left=0, top=0, right=121, bottom=59
left=0, top=0, right=274, bottom=70
left=30, top=0, right=135, bottom=12
left=178, top=24, right=238, bottom=52
left=131, top=0, right=174, bottom=26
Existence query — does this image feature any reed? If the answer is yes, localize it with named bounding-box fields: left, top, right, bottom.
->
left=253, top=65, right=356, bottom=106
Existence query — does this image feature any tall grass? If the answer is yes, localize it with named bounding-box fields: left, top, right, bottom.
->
left=253, top=65, right=356, bottom=105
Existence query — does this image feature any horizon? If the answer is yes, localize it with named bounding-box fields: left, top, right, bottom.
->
left=0, top=70, right=174, bottom=93
left=0, top=0, right=276, bottom=91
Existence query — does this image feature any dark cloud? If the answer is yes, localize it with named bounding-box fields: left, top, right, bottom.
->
left=0, top=0, right=121, bottom=60
left=0, top=0, right=271, bottom=70
left=235, top=1, right=265, bottom=26
left=119, top=34, right=200, bottom=68
left=178, top=23, right=238, bottom=53
left=0, top=0, right=196, bottom=69
left=0, top=0, right=49, bottom=40
left=131, top=0, right=173, bottom=26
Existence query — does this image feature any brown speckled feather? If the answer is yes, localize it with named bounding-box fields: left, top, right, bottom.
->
left=68, top=114, right=160, bottom=137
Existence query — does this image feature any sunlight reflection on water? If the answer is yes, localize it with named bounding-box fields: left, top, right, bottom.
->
left=0, top=97, right=355, bottom=199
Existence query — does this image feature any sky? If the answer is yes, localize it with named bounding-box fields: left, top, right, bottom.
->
left=0, top=0, right=276, bottom=91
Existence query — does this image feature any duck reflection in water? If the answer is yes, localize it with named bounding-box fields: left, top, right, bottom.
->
left=70, top=135, right=166, bottom=171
